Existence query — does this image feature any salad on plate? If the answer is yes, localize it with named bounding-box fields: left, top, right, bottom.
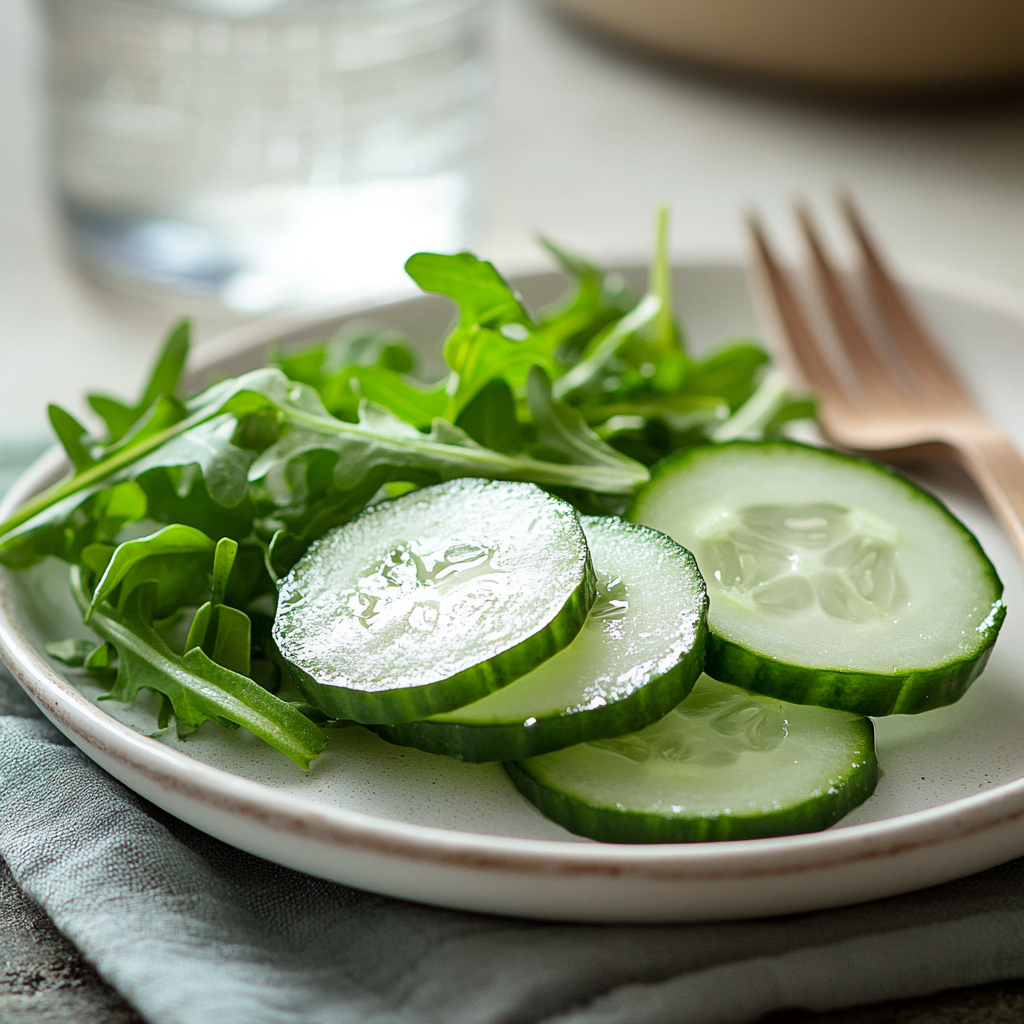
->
left=0, top=210, right=1004, bottom=844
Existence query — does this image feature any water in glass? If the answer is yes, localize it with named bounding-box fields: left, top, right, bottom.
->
left=43, top=0, right=489, bottom=312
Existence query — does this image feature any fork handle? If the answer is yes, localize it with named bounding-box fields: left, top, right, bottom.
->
left=949, top=427, right=1024, bottom=570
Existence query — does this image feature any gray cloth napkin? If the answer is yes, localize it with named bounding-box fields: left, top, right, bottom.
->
left=4, top=443, right=1024, bottom=1024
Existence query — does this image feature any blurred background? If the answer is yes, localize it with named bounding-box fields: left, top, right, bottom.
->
left=5, top=0, right=1024, bottom=440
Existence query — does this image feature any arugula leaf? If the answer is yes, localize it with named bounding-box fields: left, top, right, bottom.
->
left=81, top=542, right=115, bottom=576
left=184, top=539, right=252, bottom=678
left=48, top=405, right=96, bottom=472
left=273, top=324, right=415, bottom=385
left=0, top=368, right=285, bottom=541
left=139, top=476, right=255, bottom=551
left=103, top=396, right=188, bottom=457
left=455, top=378, right=525, bottom=454
left=87, top=396, right=142, bottom=448
left=552, top=293, right=662, bottom=401
left=88, top=320, right=190, bottom=443
left=641, top=205, right=684, bottom=361
left=45, top=638, right=100, bottom=667
left=764, top=396, right=817, bottom=436
left=83, top=641, right=118, bottom=686
left=405, top=252, right=557, bottom=418
left=537, top=237, right=636, bottom=361
left=526, top=368, right=648, bottom=477
left=348, top=368, right=447, bottom=430
left=210, top=536, right=237, bottom=606
left=708, top=370, right=804, bottom=442
left=87, top=525, right=215, bottom=619
left=405, top=252, right=533, bottom=330
left=552, top=207, right=691, bottom=402
left=585, top=394, right=727, bottom=433
left=444, top=322, right=557, bottom=421
left=1, top=411, right=258, bottom=567
left=682, top=342, right=770, bottom=411
left=138, top=319, right=191, bottom=412
left=272, top=323, right=420, bottom=422
left=260, top=471, right=398, bottom=578
left=531, top=213, right=803, bottom=464
left=206, top=605, right=252, bottom=678
left=0, top=481, right=148, bottom=569
left=130, top=415, right=256, bottom=509
left=346, top=331, right=416, bottom=374
left=72, top=572, right=324, bottom=767
left=249, top=385, right=649, bottom=502
left=590, top=418, right=707, bottom=468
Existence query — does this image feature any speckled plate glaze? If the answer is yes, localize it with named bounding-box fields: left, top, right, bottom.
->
left=3, top=261, right=1024, bottom=923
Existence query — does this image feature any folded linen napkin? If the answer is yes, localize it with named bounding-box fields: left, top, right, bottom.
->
left=4, top=444, right=1024, bottom=1024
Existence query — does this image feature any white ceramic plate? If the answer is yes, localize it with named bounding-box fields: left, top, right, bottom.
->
left=3, top=261, right=1024, bottom=923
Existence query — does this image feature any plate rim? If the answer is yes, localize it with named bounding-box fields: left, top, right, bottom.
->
left=4, top=257, right=1024, bottom=887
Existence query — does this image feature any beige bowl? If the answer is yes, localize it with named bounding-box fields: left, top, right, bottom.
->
left=554, top=0, right=1024, bottom=94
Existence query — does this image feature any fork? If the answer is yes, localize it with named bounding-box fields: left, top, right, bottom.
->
left=747, top=198, right=1024, bottom=571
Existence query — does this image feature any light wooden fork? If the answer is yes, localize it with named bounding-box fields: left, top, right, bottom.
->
left=747, top=198, right=1024, bottom=570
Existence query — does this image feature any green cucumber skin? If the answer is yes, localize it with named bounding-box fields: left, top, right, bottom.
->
left=375, top=620, right=707, bottom=761
left=707, top=613, right=1003, bottom=717
left=505, top=717, right=879, bottom=844
left=629, top=440, right=1007, bottom=717
left=291, top=558, right=597, bottom=725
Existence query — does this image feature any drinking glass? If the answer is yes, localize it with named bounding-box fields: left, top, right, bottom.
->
left=43, top=0, right=489, bottom=312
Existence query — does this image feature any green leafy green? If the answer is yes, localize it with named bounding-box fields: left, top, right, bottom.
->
left=525, top=368, right=646, bottom=477
left=72, top=572, right=323, bottom=768
left=184, top=539, right=252, bottom=678
left=0, top=481, right=148, bottom=569
left=271, top=323, right=420, bottom=422
left=406, top=251, right=558, bottom=418
left=88, top=320, right=190, bottom=443
left=45, top=638, right=100, bottom=667
left=48, top=405, right=95, bottom=472
left=537, top=237, right=636, bottom=362
left=87, top=524, right=215, bottom=620
left=248, top=384, right=649, bottom=505
left=0, top=368, right=282, bottom=543
left=4, top=209, right=815, bottom=769
left=643, top=205, right=685, bottom=363
left=454, top=378, right=525, bottom=453
left=405, top=251, right=533, bottom=330
left=553, top=207, right=686, bottom=403
left=552, top=293, right=663, bottom=402
left=347, top=368, right=446, bottom=430
left=681, top=342, right=770, bottom=408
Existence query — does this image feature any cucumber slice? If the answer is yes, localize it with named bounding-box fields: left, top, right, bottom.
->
left=273, top=479, right=596, bottom=724
left=628, top=441, right=1005, bottom=716
left=506, top=675, right=878, bottom=843
left=377, top=516, right=708, bottom=761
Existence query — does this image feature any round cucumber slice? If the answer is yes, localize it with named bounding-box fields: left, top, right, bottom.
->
left=628, top=441, right=1005, bottom=716
left=273, top=479, right=596, bottom=724
left=377, top=516, right=708, bottom=761
left=506, top=675, right=878, bottom=843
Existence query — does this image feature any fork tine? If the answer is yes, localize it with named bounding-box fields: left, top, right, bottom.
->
left=839, top=195, right=971, bottom=407
left=746, top=212, right=849, bottom=408
left=795, top=203, right=907, bottom=405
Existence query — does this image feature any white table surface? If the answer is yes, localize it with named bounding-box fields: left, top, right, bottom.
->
left=3, top=0, right=1024, bottom=438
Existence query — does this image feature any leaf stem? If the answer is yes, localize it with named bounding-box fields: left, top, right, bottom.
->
left=280, top=407, right=650, bottom=494
left=709, top=369, right=791, bottom=442
left=0, top=407, right=218, bottom=540
left=552, top=293, right=662, bottom=401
